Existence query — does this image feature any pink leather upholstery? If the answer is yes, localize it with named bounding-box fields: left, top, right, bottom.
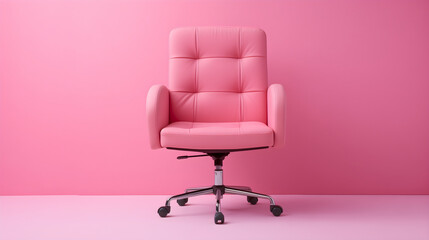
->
left=161, top=122, right=273, bottom=150
left=146, top=85, right=169, bottom=149
left=146, top=27, right=285, bottom=150
left=268, top=84, right=286, bottom=147
left=169, top=27, right=267, bottom=123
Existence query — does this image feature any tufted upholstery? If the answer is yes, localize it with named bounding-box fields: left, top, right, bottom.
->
left=169, top=27, right=268, bottom=123
left=147, top=27, right=285, bottom=150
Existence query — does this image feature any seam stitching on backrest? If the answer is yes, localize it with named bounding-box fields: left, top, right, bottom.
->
left=193, top=27, right=199, bottom=122
left=238, top=28, right=244, bottom=121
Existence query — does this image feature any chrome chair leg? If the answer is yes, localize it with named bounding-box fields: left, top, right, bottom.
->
left=216, top=199, right=221, bottom=212
left=185, top=186, right=211, bottom=192
left=165, top=187, right=213, bottom=206
left=225, top=185, right=251, bottom=191
left=224, top=187, right=283, bottom=216
left=224, top=187, right=275, bottom=205
left=214, top=188, right=224, bottom=224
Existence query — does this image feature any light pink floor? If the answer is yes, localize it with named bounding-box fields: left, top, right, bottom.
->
left=1, top=195, right=428, bottom=240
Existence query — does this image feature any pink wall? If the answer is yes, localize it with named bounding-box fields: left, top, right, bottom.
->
left=1, top=0, right=428, bottom=195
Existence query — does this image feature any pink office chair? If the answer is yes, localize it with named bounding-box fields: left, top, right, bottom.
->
left=147, top=27, right=285, bottom=224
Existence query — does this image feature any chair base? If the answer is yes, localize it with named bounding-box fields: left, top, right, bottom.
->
left=157, top=151, right=283, bottom=224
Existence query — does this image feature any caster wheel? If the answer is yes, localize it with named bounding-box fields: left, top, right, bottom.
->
left=247, top=196, right=258, bottom=205
left=157, top=206, right=170, bottom=217
left=214, top=212, right=224, bottom=224
left=177, top=198, right=188, bottom=206
left=270, top=205, right=283, bottom=217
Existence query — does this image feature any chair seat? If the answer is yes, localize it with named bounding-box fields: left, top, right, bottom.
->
left=160, top=121, right=274, bottom=150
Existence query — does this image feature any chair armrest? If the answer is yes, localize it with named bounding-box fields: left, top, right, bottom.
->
left=267, top=84, right=286, bottom=147
left=146, top=85, right=170, bottom=149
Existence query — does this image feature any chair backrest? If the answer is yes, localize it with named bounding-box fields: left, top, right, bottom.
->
left=169, top=27, right=268, bottom=123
